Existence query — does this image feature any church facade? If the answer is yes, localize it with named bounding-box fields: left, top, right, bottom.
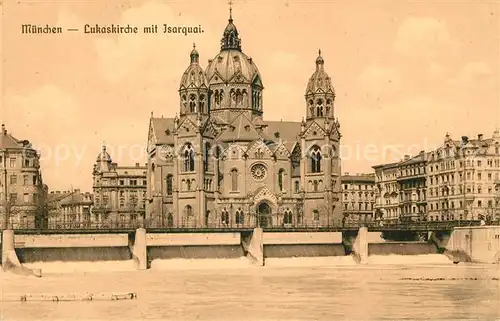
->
left=146, top=10, right=342, bottom=228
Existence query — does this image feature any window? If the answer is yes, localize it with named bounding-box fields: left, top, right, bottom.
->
left=313, top=209, right=319, bottom=221
left=120, top=180, right=124, bottom=185
left=23, top=175, right=28, bottom=185
left=221, top=209, right=230, bottom=225
left=204, top=142, right=211, bottom=172
left=183, top=144, right=195, bottom=172
left=310, top=146, right=322, bottom=173
left=9, top=158, right=16, bottom=167
left=32, top=176, right=37, bottom=185
left=10, top=175, right=17, bottom=185
left=130, top=180, right=137, bottom=186
left=278, top=168, right=285, bottom=191
left=186, top=180, right=192, bottom=191
left=230, top=168, right=238, bottom=191
left=283, top=209, right=293, bottom=225
left=143, top=180, right=147, bottom=185
left=9, top=193, right=17, bottom=203
left=235, top=209, right=244, bottom=225
left=166, top=175, right=173, bottom=195
left=23, top=193, right=29, bottom=203
left=294, top=181, right=300, bottom=193
left=185, top=205, right=193, bottom=217
left=189, top=94, right=196, bottom=113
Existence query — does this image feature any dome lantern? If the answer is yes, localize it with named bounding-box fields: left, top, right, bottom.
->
left=221, top=0, right=241, bottom=51
left=190, top=43, right=199, bottom=64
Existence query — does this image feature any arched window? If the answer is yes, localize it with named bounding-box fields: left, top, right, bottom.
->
left=230, top=168, right=238, bottom=191
left=189, top=94, right=196, bottom=113
left=186, top=179, right=191, bottom=191
left=310, top=146, right=322, bottom=173
left=204, top=142, right=211, bottom=172
left=185, top=205, right=193, bottom=217
left=235, top=209, right=244, bottom=225
left=199, top=94, right=205, bottom=113
left=326, top=99, right=332, bottom=116
left=183, top=144, right=195, bottom=172
left=283, top=209, right=293, bottom=225
left=316, top=99, right=324, bottom=117
left=181, top=95, right=187, bottom=111
left=313, top=209, right=319, bottom=221
left=221, top=209, right=230, bottom=225
left=166, top=175, right=173, bottom=195
left=294, top=181, right=300, bottom=193
left=167, top=213, right=174, bottom=227
left=278, top=168, right=285, bottom=191
left=313, top=180, right=319, bottom=192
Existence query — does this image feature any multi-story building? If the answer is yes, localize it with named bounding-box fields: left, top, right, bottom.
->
left=397, top=151, right=427, bottom=222
left=374, top=130, right=500, bottom=223
left=92, top=145, right=147, bottom=225
left=0, top=124, right=45, bottom=228
left=46, top=189, right=93, bottom=228
left=340, top=173, right=375, bottom=222
left=427, top=131, right=500, bottom=222
left=146, top=8, right=342, bottom=228
left=373, top=162, right=400, bottom=224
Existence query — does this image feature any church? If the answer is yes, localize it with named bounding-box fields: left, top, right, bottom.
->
left=145, top=8, right=342, bottom=228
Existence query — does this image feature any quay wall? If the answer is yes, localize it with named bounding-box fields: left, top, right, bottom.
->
left=436, top=226, right=500, bottom=264
left=2, top=226, right=499, bottom=271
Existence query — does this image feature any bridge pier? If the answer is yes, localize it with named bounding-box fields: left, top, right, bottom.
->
left=241, top=228, right=264, bottom=266
left=128, top=228, right=147, bottom=270
left=342, top=227, right=368, bottom=264
left=1, top=230, right=41, bottom=277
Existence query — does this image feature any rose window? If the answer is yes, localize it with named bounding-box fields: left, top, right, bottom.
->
left=251, top=164, right=267, bottom=181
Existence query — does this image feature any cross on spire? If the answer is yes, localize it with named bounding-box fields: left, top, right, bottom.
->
left=229, top=0, right=233, bottom=20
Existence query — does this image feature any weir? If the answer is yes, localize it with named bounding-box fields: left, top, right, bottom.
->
left=2, top=226, right=498, bottom=273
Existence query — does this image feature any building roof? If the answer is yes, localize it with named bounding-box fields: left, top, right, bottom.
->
left=372, top=162, right=399, bottom=170
left=341, top=173, right=375, bottom=183
left=0, top=125, right=27, bottom=149
left=151, top=117, right=175, bottom=145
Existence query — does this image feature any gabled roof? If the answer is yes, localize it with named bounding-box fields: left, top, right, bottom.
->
left=150, top=117, right=175, bottom=145
left=260, top=120, right=301, bottom=147
left=217, top=113, right=262, bottom=142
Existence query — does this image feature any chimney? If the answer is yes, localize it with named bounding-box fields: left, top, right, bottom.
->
left=461, top=136, right=469, bottom=144
left=478, top=134, right=483, bottom=141
left=75, top=189, right=80, bottom=193
left=135, top=163, right=140, bottom=167
left=50, top=191, right=54, bottom=194
left=420, top=150, right=425, bottom=155
left=404, top=155, right=410, bottom=161
left=1, top=124, right=5, bottom=135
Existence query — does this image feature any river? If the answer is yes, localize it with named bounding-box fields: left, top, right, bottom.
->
left=1, top=255, right=499, bottom=320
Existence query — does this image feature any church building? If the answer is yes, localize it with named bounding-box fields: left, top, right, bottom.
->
left=146, top=8, right=342, bottom=228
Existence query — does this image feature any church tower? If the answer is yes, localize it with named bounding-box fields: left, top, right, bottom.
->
left=205, top=5, right=264, bottom=124
left=179, top=44, right=209, bottom=123
left=300, top=50, right=342, bottom=224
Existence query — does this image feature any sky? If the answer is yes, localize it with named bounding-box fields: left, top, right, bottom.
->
left=1, top=0, right=499, bottom=192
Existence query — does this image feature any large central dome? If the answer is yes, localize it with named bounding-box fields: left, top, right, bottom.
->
left=206, top=49, right=261, bottom=84
left=205, top=8, right=262, bottom=86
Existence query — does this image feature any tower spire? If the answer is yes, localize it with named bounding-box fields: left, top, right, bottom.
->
left=220, top=0, right=241, bottom=51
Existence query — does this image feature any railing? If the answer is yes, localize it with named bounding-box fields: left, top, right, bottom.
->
left=2, top=218, right=489, bottom=231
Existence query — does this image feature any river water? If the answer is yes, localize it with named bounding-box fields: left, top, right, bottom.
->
left=1, top=255, right=499, bottom=320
